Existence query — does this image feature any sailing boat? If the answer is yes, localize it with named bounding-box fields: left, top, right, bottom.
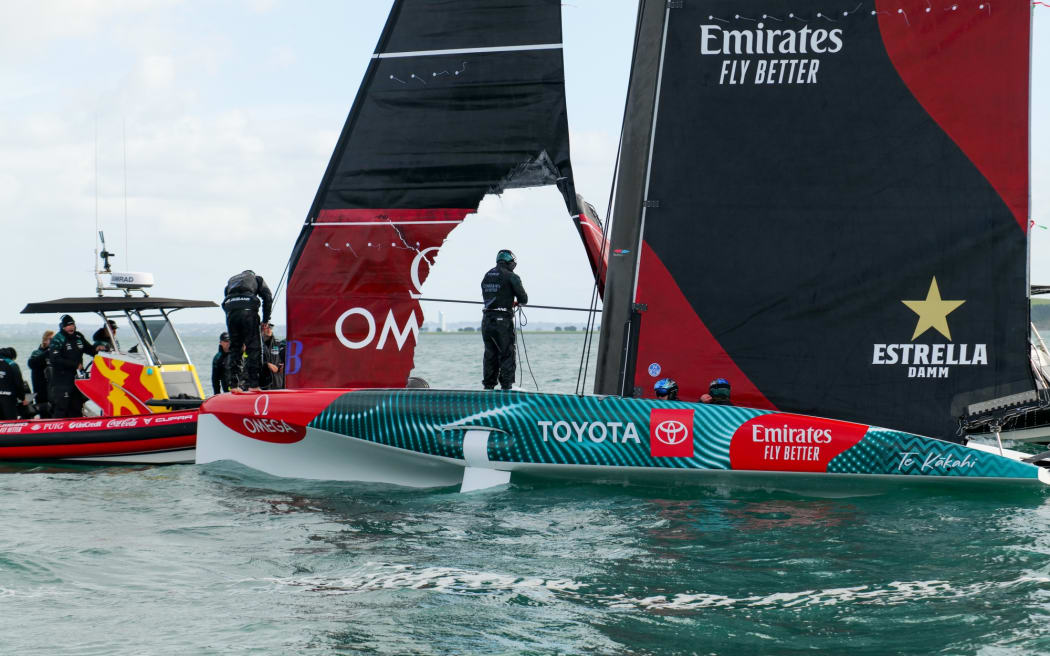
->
left=196, top=0, right=1050, bottom=490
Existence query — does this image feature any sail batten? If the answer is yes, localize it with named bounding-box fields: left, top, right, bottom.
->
left=373, top=43, right=562, bottom=59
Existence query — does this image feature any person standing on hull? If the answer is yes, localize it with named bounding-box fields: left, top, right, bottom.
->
left=212, top=332, right=231, bottom=395
left=47, top=315, right=91, bottom=418
left=480, top=249, right=527, bottom=391
left=28, top=330, right=54, bottom=418
left=0, top=348, right=28, bottom=420
left=222, top=270, right=273, bottom=392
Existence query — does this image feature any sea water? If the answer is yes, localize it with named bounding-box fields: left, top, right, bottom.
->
left=2, top=333, right=1050, bottom=655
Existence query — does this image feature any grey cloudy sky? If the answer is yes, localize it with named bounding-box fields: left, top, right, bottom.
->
left=1, top=1, right=1048, bottom=331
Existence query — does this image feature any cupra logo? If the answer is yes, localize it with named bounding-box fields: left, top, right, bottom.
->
left=655, top=420, right=689, bottom=446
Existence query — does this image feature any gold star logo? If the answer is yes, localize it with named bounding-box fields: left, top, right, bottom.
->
left=901, top=277, right=965, bottom=341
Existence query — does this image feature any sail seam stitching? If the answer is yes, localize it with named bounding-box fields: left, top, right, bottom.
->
left=373, top=43, right=562, bottom=59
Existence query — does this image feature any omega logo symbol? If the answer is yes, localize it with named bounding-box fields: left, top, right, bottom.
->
left=253, top=394, right=270, bottom=416
left=654, top=420, right=688, bottom=446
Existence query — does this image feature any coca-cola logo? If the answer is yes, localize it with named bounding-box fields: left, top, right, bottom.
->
left=106, top=418, right=138, bottom=429
left=654, top=420, right=688, bottom=446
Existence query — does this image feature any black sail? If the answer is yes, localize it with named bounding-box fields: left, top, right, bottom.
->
left=596, top=0, right=1033, bottom=441
left=285, top=0, right=576, bottom=389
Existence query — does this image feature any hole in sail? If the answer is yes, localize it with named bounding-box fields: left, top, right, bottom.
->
left=410, top=186, right=601, bottom=392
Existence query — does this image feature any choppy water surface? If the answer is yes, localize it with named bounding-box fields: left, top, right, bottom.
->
left=2, top=334, right=1050, bottom=654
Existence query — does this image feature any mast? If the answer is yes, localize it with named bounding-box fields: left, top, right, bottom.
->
left=593, top=0, right=669, bottom=396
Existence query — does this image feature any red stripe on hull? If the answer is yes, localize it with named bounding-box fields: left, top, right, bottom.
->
left=0, top=434, right=194, bottom=460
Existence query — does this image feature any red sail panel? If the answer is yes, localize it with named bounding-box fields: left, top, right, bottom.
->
left=875, top=0, right=1029, bottom=231
left=285, top=209, right=468, bottom=389
left=632, top=241, right=775, bottom=408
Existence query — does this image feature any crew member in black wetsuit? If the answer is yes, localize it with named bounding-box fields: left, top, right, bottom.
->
left=212, top=332, right=230, bottom=395
left=222, top=270, right=273, bottom=392
left=480, top=249, right=527, bottom=390
left=47, top=315, right=91, bottom=418
left=28, top=330, right=54, bottom=417
left=0, top=347, right=28, bottom=420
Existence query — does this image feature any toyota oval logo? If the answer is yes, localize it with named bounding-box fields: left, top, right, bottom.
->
left=655, top=420, right=688, bottom=446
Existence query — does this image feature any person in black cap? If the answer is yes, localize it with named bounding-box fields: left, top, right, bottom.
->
left=480, top=249, right=527, bottom=390
left=259, top=322, right=285, bottom=390
left=47, top=315, right=92, bottom=418
left=0, top=347, right=28, bottom=420
left=221, top=270, right=273, bottom=391
left=212, top=332, right=231, bottom=395
left=91, top=319, right=119, bottom=353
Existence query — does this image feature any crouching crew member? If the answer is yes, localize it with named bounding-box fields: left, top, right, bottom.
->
left=0, top=347, right=28, bottom=420
left=480, top=249, right=527, bottom=391
left=700, top=378, right=732, bottom=405
left=222, top=270, right=273, bottom=392
left=47, top=315, right=91, bottom=418
left=654, top=378, right=679, bottom=400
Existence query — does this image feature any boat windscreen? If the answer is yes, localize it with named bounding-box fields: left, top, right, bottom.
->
left=139, top=318, right=190, bottom=365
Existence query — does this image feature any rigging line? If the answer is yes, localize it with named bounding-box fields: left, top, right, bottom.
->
left=123, top=119, right=128, bottom=269
left=415, top=297, right=600, bottom=313
left=516, top=306, right=540, bottom=392
left=575, top=131, right=622, bottom=396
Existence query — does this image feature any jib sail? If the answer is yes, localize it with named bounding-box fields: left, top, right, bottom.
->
left=596, top=0, right=1033, bottom=440
left=285, top=0, right=578, bottom=389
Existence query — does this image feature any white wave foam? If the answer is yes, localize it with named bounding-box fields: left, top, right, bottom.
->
left=264, top=561, right=585, bottom=596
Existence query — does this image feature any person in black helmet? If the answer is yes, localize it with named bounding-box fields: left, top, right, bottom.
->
left=47, top=315, right=91, bottom=418
left=701, top=378, right=732, bottom=405
left=480, top=249, right=527, bottom=390
left=221, top=270, right=273, bottom=392
left=212, top=332, right=231, bottom=395
left=654, top=378, right=679, bottom=400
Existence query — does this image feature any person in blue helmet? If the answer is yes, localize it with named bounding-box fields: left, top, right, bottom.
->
left=701, top=378, right=732, bottom=405
left=480, top=249, right=527, bottom=390
left=654, top=378, right=679, bottom=400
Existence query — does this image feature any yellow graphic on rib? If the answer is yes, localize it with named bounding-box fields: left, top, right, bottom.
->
left=93, top=356, right=140, bottom=416
left=139, top=365, right=167, bottom=408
